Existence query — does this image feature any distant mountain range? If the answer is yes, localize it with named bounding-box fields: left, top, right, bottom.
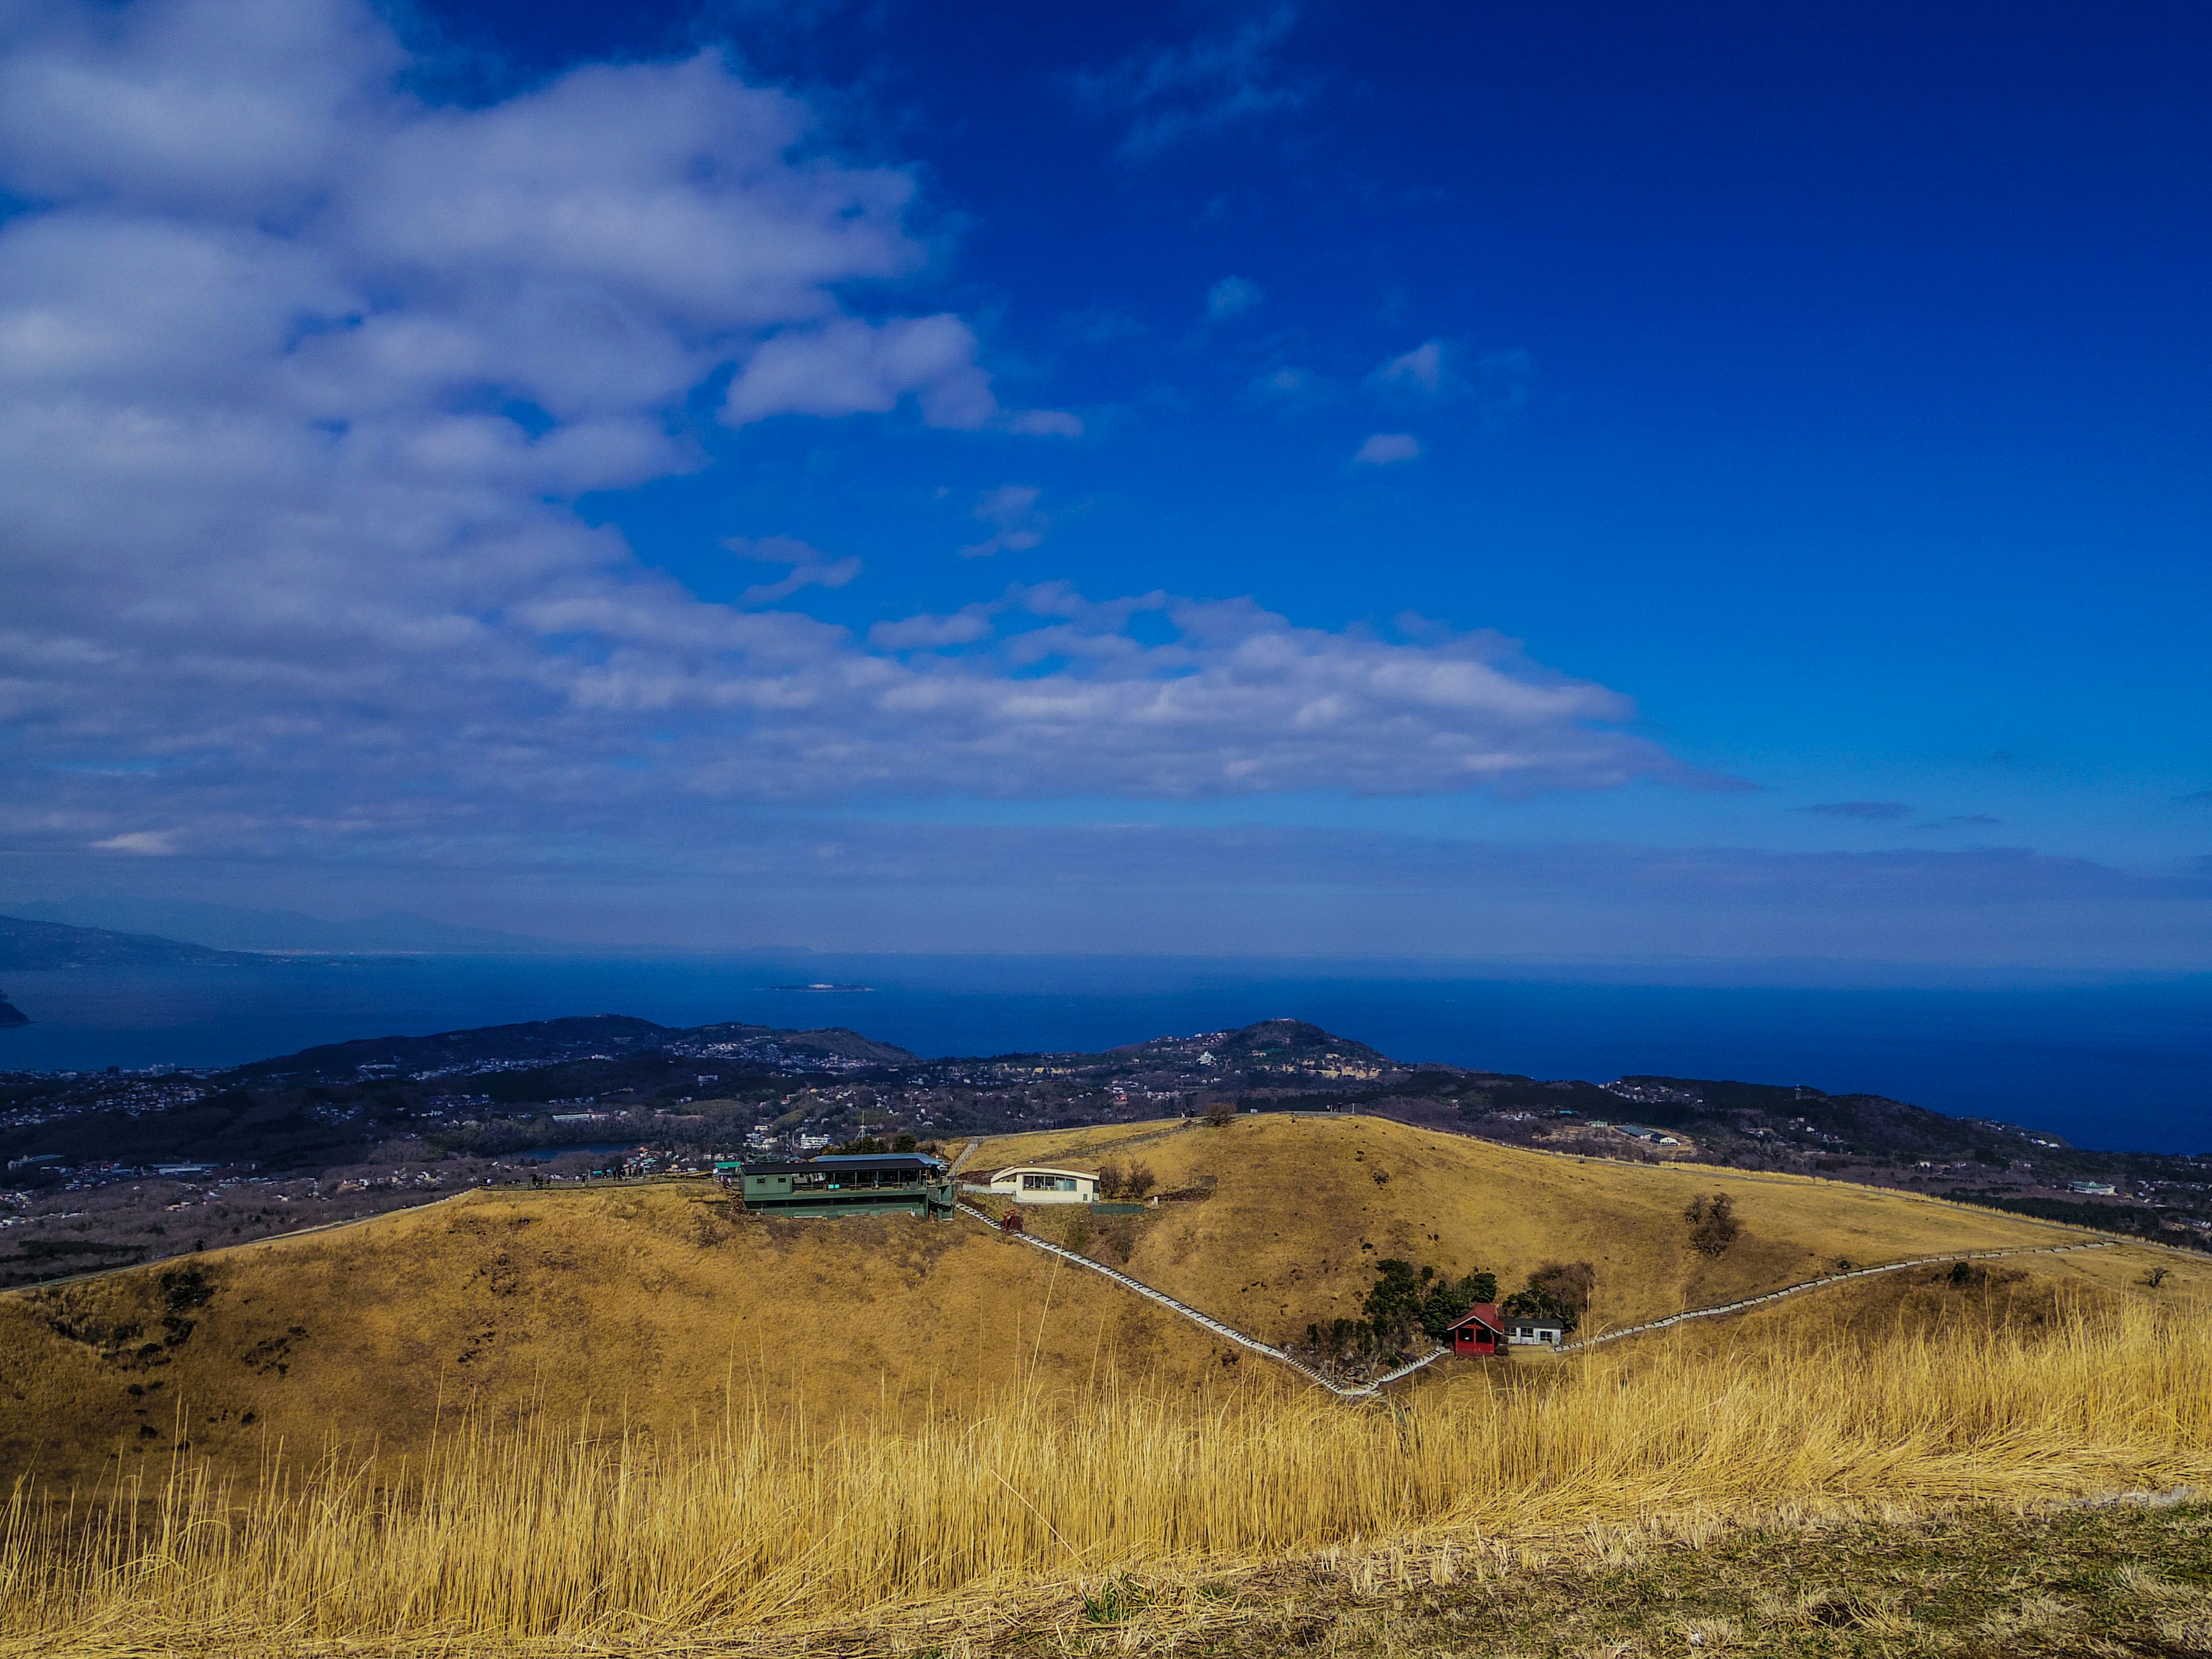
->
left=0, top=899, right=566, bottom=957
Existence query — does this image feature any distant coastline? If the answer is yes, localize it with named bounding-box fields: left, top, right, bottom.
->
left=766, top=983, right=873, bottom=993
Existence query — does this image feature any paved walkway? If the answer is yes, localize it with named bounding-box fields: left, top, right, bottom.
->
left=956, top=1202, right=1403, bottom=1397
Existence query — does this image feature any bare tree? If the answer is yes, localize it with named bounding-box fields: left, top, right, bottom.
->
left=1529, top=1259, right=1596, bottom=1310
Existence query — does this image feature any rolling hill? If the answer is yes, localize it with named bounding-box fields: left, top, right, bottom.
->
left=8, top=1110, right=2205, bottom=1497
left=955, top=1113, right=2208, bottom=1346
left=0, top=1184, right=1274, bottom=1490
left=6, top=1120, right=2212, bottom=1655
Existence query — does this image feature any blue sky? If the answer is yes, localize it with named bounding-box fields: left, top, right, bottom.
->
left=0, top=0, right=2206, bottom=969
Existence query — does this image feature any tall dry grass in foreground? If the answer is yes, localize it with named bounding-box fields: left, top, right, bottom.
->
left=5, top=1304, right=2210, bottom=1650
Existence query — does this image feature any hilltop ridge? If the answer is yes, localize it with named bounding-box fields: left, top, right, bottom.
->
left=3, top=1010, right=2206, bottom=1291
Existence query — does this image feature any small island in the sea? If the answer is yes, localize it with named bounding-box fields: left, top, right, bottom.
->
left=765, top=982, right=873, bottom=993
left=0, top=988, right=28, bottom=1028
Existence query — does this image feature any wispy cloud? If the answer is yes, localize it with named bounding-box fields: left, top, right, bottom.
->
left=1354, top=433, right=1421, bottom=465
left=1206, top=275, right=1262, bottom=321
left=1802, top=801, right=1910, bottom=820
left=1073, top=6, right=1311, bottom=161
left=1369, top=341, right=1534, bottom=418
left=725, top=536, right=862, bottom=606
left=1247, top=364, right=1332, bottom=412
left=89, top=831, right=177, bottom=857
left=1372, top=340, right=1446, bottom=393
left=957, top=486, right=1051, bottom=558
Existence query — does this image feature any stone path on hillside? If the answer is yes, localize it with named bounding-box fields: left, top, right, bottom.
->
left=959, top=1200, right=2121, bottom=1401
left=1555, top=1239, right=2116, bottom=1354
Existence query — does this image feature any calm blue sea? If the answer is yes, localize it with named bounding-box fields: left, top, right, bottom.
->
left=1, top=955, right=2208, bottom=1155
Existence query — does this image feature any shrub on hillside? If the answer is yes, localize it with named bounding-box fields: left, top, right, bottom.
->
left=1091, top=1218, right=1137, bottom=1265
left=1684, top=1193, right=1741, bottom=1256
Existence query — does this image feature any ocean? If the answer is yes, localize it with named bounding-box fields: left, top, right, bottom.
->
left=1, top=955, right=2207, bottom=1155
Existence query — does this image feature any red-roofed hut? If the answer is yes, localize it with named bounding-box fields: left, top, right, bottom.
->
left=1445, top=1303, right=1506, bottom=1357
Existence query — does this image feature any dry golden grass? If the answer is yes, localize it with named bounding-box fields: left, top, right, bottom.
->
left=0, top=1183, right=1270, bottom=1490
left=965, top=1114, right=2121, bottom=1343
left=6, top=1301, right=2212, bottom=1656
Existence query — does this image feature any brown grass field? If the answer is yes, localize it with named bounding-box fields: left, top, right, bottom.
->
left=0, top=1183, right=1270, bottom=1491
left=6, top=1116, right=2212, bottom=1654
left=7, top=1302, right=2212, bottom=1654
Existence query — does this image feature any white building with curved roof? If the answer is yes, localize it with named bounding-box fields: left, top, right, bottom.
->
left=975, top=1165, right=1099, bottom=1204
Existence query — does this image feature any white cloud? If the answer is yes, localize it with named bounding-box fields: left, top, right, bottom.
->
left=722, top=314, right=996, bottom=429
left=958, top=486, right=1050, bottom=558
left=1354, top=433, right=1421, bottom=465
left=868, top=608, right=996, bottom=650
left=1005, top=408, right=1084, bottom=437
left=1372, top=340, right=1445, bottom=393
left=726, top=536, right=862, bottom=606
left=1073, top=6, right=1311, bottom=161
left=1369, top=340, right=1533, bottom=418
left=90, top=831, right=177, bottom=856
left=1206, top=275, right=1262, bottom=321
left=1252, top=365, right=1315, bottom=396
left=0, top=0, right=1683, bottom=878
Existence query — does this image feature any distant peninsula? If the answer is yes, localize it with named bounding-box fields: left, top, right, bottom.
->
left=0, top=989, right=26, bottom=1028
left=0, top=914, right=268, bottom=971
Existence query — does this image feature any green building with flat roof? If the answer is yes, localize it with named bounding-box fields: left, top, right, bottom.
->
left=724, top=1154, right=956, bottom=1219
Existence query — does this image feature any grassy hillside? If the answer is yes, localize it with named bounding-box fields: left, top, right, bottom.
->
left=7, top=1300, right=2212, bottom=1654
left=959, top=1115, right=2205, bottom=1345
left=0, top=1182, right=1271, bottom=1490
left=16, top=1116, right=2192, bottom=1497
left=8, top=1126, right=2212, bottom=1653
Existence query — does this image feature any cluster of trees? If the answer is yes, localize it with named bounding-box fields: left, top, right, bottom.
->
left=1095, top=1160, right=1157, bottom=1199
left=1297, top=1259, right=1487, bottom=1374
left=1295, top=1256, right=1600, bottom=1378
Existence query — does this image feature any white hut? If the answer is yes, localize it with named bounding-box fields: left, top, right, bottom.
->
left=978, top=1166, right=1099, bottom=1205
